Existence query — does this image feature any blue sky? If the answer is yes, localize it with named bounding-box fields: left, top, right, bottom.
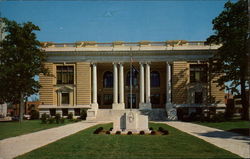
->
left=0, top=0, right=232, bottom=100
left=0, top=0, right=231, bottom=43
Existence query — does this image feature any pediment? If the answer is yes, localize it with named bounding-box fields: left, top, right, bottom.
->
left=56, top=86, right=73, bottom=92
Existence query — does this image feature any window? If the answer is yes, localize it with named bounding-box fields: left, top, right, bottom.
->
left=195, top=92, right=203, bottom=104
left=190, top=64, right=207, bottom=83
left=57, top=66, right=74, bottom=84
left=62, top=109, right=68, bottom=116
left=103, top=71, right=113, bottom=88
left=151, top=94, right=160, bottom=106
left=126, top=71, right=138, bottom=86
left=103, top=94, right=113, bottom=105
left=74, top=108, right=80, bottom=116
left=151, top=71, right=160, bottom=87
left=61, top=93, right=69, bottom=105
left=50, top=109, right=56, bottom=116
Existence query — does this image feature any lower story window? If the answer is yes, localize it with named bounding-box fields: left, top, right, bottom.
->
left=195, top=92, right=203, bottom=104
left=62, top=93, right=69, bottom=105
left=74, top=108, right=80, bottom=116
left=50, top=109, right=56, bottom=116
left=62, top=109, right=68, bottom=116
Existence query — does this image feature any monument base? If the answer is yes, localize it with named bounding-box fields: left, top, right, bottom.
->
left=112, top=110, right=150, bottom=134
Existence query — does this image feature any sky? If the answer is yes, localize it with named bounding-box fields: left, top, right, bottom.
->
left=0, top=0, right=232, bottom=43
left=0, top=0, right=232, bottom=101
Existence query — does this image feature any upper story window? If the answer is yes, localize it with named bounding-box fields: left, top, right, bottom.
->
left=151, top=71, right=160, bottom=87
left=57, top=66, right=74, bottom=84
left=190, top=64, right=207, bottom=83
left=103, top=71, right=113, bottom=88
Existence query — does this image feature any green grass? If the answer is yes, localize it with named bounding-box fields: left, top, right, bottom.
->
left=0, top=120, right=73, bottom=140
left=194, top=120, right=249, bottom=131
left=16, top=123, right=241, bottom=159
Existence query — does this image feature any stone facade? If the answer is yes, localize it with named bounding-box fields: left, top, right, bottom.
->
left=38, top=41, right=225, bottom=120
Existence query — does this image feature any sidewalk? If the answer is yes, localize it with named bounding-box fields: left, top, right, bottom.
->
left=0, top=121, right=102, bottom=159
left=159, top=121, right=250, bottom=159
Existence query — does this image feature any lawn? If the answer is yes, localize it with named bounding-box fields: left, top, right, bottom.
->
left=0, top=120, right=73, bottom=140
left=16, top=123, right=241, bottom=159
left=194, top=120, right=250, bottom=136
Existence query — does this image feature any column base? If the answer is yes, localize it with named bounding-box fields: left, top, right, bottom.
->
left=112, top=103, right=125, bottom=110
left=86, top=103, right=98, bottom=121
left=165, top=103, right=177, bottom=121
left=139, top=103, right=152, bottom=110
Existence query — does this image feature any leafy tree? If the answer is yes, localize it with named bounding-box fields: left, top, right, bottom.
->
left=0, top=18, right=48, bottom=122
left=206, top=0, right=249, bottom=120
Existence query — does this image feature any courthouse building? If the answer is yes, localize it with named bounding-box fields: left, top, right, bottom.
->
left=38, top=41, right=225, bottom=120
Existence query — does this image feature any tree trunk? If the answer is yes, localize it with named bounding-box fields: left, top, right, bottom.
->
left=240, top=78, right=249, bottom=120
left=19, top=92, right=24, bottom=122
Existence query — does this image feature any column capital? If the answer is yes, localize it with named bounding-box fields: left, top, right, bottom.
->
left=139, top=62, right=145, bottom=65
left=112, top=62, right=118, bottom=65
left=166, top=61, right=173, bottom=65
left=91, top=62, right=97, bottom=66
left=145, top=61, right=151, bottom=65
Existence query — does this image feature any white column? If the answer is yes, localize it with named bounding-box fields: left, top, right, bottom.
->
left=145, top=62, right=151, bottom=104
left=92, top=63, right=97, bottom=104
left=166, top=62, right=172, bottom=104
left=113, top=63, right=118, bottom=105
left=119, top=63, right=124, bottom=104
left=166, top=62, right=177, bottom=120
left=140, top=63, right=145, bottom=104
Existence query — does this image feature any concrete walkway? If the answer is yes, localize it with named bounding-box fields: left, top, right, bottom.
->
left=0, top=121, right=102, bottom=159
left=158, top=121, right=250, bottom=159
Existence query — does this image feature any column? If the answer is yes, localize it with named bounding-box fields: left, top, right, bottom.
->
left=92, top=63, right=97, bottom=104
left=113, top=63, right=118, bottom=105
left=145, top=62, right=151, bottom=104
left=166, top=62, right=172, bottom=104
left=139, top=63, right=145, bottom=104
left=166, top=62, right=177, bottom=120
left=119, top=63, right=124, bottom=105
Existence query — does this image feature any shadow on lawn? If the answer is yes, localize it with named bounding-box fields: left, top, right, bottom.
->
left=196, top=130, right=250, bottom=144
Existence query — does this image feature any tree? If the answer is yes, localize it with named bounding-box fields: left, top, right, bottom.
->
left=206, top=0, right=249, bottom=120
left=0, top=18, right=48, bottom=122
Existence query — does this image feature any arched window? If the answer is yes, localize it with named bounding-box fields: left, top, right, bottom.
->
left=126, top=71, right=138, bottom=86
left=103, top=71, right=113, bottom=88
left=151, top=71, right=160, bottom=87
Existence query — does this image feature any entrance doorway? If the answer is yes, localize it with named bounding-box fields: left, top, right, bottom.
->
left=126, top=94, right=137, bottom=109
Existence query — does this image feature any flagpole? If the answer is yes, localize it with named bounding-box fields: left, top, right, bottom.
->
left=130, top=47, right=132, bottom=111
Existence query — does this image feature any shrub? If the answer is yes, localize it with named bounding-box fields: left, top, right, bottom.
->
left=150, top=130, right=156, bottom=135
left=68, top=113, right=73, bottom=120
left=55, top=113, right=61, bottom=124
left=211, top=112, right=226, bottom=122
left=127, top=131, right=132, bottom=135
left=139, top=131, right=145, bottom=135
left=72, top=118, right=80, bottom=122
left=93, top=127, right=104, bottom=134
left=158, top=127, right=164, bottom=132
left=162, top=130, right=169, bottom=135
left=149, top=127, right=154, bottom=131
left=60, top=117, right=65, bottom=124
left=109, top=127, right=113, bottom=131
left=80, top=109, right=87, bottom=120
left=48, top=117, right=55, bottom=124
left=30, top=110, right=39, bottom=120
left=115, top=131, right=121, bottom=135
left=106, top=131, right=110, bottom=134
left=41, top=113, right=48, bottom=124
